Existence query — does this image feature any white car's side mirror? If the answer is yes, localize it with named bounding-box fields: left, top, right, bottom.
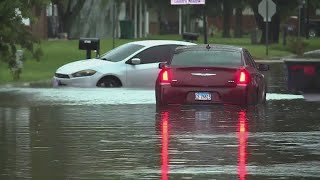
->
left=131, top=58, right=141, bottom=65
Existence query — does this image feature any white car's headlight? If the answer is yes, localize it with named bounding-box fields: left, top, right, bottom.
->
left=72, top=69, right=97, bottom=77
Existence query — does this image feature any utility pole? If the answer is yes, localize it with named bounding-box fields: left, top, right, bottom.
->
left=298, top=0, right=306, bottom=39
left=266, top=0, right=269, bottom=56
left=306, top=0, right=310, bottom=39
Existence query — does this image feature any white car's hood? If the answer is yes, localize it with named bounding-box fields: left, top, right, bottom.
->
left=56, top=59, right=113, bottom=74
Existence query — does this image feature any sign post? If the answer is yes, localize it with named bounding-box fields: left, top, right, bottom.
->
left=171, top=0, right=207, bottom=43
left=258, top=0, right=276, bottom=56
left=203, top=5, right=207, bottom=44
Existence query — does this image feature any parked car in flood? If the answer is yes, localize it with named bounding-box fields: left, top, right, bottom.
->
left=284, top=17, right=320, bottom=38
left=53, top=40, right=196, bottom=88
left=155, top=44, right=270, bottom=106
left=307, top=19, right=320, bottom=38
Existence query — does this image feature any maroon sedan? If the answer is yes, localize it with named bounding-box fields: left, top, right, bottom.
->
left=155, top=44, right=270, bottom=106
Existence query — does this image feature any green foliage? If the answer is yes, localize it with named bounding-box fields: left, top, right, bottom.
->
left=309, top=0, right=320, bottom=8
left=0, top=0, right=49, bottom=80
left=33, top=47, right=44, bottom=62
left=287, top=37, right=309, bottom=57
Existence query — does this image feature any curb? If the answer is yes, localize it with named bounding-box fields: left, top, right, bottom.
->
left=0, top=79, right=52, bottom=88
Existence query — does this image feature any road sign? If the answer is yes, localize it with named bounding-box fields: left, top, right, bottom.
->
left=258, top=0, right=276, bottom=22
left=171, top=0, right=205, bottom=5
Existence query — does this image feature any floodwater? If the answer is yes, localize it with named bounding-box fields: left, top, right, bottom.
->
left=0, top=63, right=320, bottom=180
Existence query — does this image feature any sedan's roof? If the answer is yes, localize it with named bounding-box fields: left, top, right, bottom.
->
left=175, top=44, right=244, bottom=53
left=129, top=40, right=196, bottom=47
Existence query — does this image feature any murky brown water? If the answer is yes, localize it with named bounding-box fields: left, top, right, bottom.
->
left=1, top=63, right=320, bottom=180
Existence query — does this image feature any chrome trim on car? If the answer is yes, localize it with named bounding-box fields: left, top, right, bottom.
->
left=191, top=73, right=216, bottom=76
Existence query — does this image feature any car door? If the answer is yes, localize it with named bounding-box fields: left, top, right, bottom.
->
left=125, top=45, right=180, bottom=87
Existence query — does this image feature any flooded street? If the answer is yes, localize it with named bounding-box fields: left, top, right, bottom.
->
left=1, top=63, right=320, bottom=180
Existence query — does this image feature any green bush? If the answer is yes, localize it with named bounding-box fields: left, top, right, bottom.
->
left=287, top=37, right=309, bottom=57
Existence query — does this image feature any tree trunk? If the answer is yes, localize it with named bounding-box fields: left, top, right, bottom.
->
left=258, top=12, right=280, bottom=44
left=57, top=2, right=64, bottom=33
left=62, top=0, right=86, bottom=36
left=234, top=7, right=243, bottom=38
left=272, top=12, right=280, bottom=43
left=222, top=0, right=232, bottom=38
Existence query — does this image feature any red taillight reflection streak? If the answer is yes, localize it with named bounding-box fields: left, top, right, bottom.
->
left=238, top=111, right=248, bottom=180
left=161, top=112, right=169, bottom=180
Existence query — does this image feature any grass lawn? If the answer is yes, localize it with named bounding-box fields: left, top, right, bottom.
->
left=0, top=35, right=319, bottom=84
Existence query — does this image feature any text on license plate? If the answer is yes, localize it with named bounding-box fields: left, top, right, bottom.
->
left=195, top=92, right=211, bottom=101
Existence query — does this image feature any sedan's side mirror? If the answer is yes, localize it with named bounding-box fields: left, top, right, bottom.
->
left=158, top=62, right=167, bottom=69
left=131, top=58, right=141, bottom=65
left=258, top=64, right=270, bottom=71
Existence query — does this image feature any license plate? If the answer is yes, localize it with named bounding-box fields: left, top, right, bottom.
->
left=195, top=92, right=211, bottom=101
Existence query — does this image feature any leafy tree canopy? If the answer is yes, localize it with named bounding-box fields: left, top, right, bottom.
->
left=0, top=0, right=49, bottom=69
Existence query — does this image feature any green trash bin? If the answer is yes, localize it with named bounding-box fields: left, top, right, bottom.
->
left=120, top=20, right=134, bottom=39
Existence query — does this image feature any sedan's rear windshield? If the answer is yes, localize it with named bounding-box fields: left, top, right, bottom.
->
left=100, top=44, right=144, bottom=62
left=170, top=50, right=242, bottom=67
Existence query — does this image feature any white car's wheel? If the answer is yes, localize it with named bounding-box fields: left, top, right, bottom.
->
left=97, top=77, right=122, bottom=87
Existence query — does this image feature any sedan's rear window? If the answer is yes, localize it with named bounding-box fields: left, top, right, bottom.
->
left=170, top=50, right=242, bottom=67
left=100, top=44, right=144, bottom=62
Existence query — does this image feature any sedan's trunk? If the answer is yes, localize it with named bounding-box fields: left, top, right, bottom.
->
left=170, top=67, right=239, bottom=87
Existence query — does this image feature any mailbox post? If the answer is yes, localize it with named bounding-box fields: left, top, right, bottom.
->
left=79, top=38, right=100, bottom=59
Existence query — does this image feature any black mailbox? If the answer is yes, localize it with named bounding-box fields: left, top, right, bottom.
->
left=79, top=38, right=100, bottom=59
left=182, top=32, right=199, bottom=42
left=284, top=59, right=320, bottom=94
left=79, top=38, right=100, bottom=50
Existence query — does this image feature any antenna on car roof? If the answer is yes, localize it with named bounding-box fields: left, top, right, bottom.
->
left=206, top=44, right=211, bottom=50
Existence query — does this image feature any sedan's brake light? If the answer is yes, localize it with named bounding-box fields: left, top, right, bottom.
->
left=240, top=72, right=246, bottom=82
left=159, top=69, right=171, bottom=84
left=237, top=69, right=250, bottom=85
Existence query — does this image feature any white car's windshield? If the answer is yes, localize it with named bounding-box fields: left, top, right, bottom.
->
left=100, top=43, right=144, bottom=62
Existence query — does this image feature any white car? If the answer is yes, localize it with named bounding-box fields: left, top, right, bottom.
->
left=53, top=40, right=196, bottom=88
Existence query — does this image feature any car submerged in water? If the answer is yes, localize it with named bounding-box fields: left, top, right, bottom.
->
left=155, top=44, right=270, bottom=106
left=53, top=40, right=196, bottom=88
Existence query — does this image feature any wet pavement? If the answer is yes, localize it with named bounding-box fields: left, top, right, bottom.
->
left=0, top=63, right=320, bottom=180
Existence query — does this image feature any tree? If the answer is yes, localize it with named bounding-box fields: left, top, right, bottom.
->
left=248, top=0, right=298, bottom=44
left=222, top=0, right=233, bottom=38
left=146, top=0, right=180, bottom=33
left=0, top=0, right=49, bottom=80
left=234, top=0, right=247, bottom=38
left=52, top=0, right=85, bottom=35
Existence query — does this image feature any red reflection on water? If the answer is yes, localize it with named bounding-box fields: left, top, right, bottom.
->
left=238, top=110, right=248, bottom=180
left=161, top=112, right=169, bottom=180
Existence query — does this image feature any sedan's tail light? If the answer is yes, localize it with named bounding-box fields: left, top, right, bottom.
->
left=237, top=69, right=250, bottom=85
left=159, top=69, right=171, bottom=84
